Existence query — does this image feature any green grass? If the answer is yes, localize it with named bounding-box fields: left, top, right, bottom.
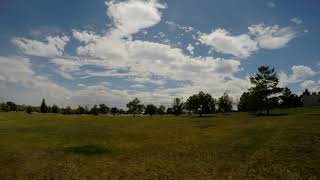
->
left=0, top=107, right=320, bottom=179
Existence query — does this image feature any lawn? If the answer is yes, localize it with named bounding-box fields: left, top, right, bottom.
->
left=0, top=107, right=320, bottom=179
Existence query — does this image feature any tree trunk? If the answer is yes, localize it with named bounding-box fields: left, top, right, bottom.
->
left=199, top=113, right=202, bottom=117
left=266, top=98, right=270, bottom=116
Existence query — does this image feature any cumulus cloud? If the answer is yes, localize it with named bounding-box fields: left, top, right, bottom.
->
left=266, top=2, right=276, bottom=8
left=279, top=65, right=316, bottom=87
left=291, top=17, right=303, bottom=25
left=0, top=56, right=70, bottom=104
left=106, top=0, right=166, bottom=37
left=199, top=28, right=258, bottom=59
left=0, top=0, right=304, bottom=107
left=11, top=36, right=69, bottom=57
left=186, top=44, right=195, bottom=55
left=301, top=80, right=320, bottom=92
left=199, top=24, right=297, bottom=59
left=249, top=24, right=297, bottom=49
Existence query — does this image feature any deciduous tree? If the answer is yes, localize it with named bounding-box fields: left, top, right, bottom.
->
left=145, top=104, right=157, bottom=116
left=186, top=91, right=216, bottom=117
left=218, top=92, right=233, bottom=113
left=127, top=98, right=144, bottom=117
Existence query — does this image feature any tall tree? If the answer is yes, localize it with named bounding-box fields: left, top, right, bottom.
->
left=238, top=92, right=263, bottom=112
left=157, top=105, right=166, bottom=115
left=99, top=104, right=110, bottom=114
left=62, top=106, right=73, bottom=115
left=52, top=104, right=60, bottom=113
left=302, top=89, right=311, bottom=96
left=250, top=66, right=282, bottom=115
left=172, top=98, right=184, bottom=116
left=0, top=103, right=8, bottom=112
left=110, top=107, right=118, bottom=116
left=186, top=91, right=216, bottom=117
left=26, top=106, right=33, bottom=114
left=76, top=105, right=86, bottom=114
left=6, top=101, right=17, bottom=112
left=127, top=98, right=144, bottom=117
left=166, top=108, right=173, bottom=115
left=280, top=87, right=302, bottom=108
left=280, top=87, right=292, bottom=108
left=145, top=104, right=158, bottom=116
left=40, top=98, right=48, bottom=113
left=90, top=105, right=99, bottom=115
left=218, top=92, right=233, bottom=113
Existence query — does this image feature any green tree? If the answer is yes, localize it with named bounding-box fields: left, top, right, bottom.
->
left=302, top=89, right=311, bottom=96
left=110, top=107, right=118, bottom=116
left=0, top=103, right=8, bottom=112
left=99, top=104, right=110, bottom=114
left=118, top=109, right=126, bottom=115
left=145, top=104, right=158, bottom=116
left=62, top=106, right=73, bottom=115
left=90, top=105, right=99, bottom=115
left=40, top=98, right=48, bottom=113
left=249, top=66, right=283, bottom=115
left=218, top=92, right=233, bottom=113
left=280, top=87, right=302, bottom=108
left=280, top=87, right=292, bottom=108
left=52, top=104, right=60, bottom=113
left=186, top=91, right=216, bottom=117
left=166, top=108, right=173, bottom=115
left=6, top=101, right=17, bottom=112
left=26, top=106, right=33, bottom=114
left=75, top=105, right=86, bottom=114
left=157, top=105, right=166, bottom=115
left=127, top=98, right=144, bottom=117
left=172, top=98, right=184, bottom=116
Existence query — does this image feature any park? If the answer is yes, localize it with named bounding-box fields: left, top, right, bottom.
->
left=1, top=0, right=320, bottom=179
left=0, top=107, right=320, bottom=179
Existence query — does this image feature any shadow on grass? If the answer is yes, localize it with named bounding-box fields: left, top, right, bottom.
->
left=64, top=145, right=111, bottom=156
left=189, top=114, right=228, bottom=119
left=252, top=113, right=288, bottom=117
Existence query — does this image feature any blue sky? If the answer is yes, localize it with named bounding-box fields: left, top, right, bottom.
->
left=0, top=0, right=319, bottom=107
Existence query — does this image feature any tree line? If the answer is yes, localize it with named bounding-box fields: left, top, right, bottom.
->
left=0, top=66, right=314, bottom=116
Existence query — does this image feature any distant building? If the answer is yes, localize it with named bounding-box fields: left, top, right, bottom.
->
left=302, top=92, right=320, bottom=106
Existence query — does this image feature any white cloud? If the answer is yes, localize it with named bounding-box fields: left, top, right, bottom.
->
left=0, top=56, right=71, bottom=105
left=249, top=24, right=297, bottom=49
left=50, top=57, right=82, bottom=72
left=199, top=28, right=258, bottom=59
left=279, top=65, right=316, bottom=87
left=2, top=0, right=303, bottom=107
left=131, top=84, right=145, bottom=88
left=292, top=65, right=316, bottom=78
left=11, top=36, right=69, bottom=57
left=165, top=21, right=195, bottom=33
left=301, top=80, right=320, bottom=92
left=186, top=44, right=194, bottom=55
left=291, top=17, right=303, bottom=25
left=106, top=0, right=166, bottom=37
left=266, top=2, right=276, bottom=8
left=72, top=30, right=100, bottom=43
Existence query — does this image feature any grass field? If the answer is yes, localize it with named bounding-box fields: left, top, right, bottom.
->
left=0, top=107, right=320, bottom=179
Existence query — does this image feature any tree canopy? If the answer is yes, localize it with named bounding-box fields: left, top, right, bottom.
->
left=249, top=66, right=283, bottom=115
left=145, top=104, right=158, bottom=116
left=40, top=99, right=48, bottom=113
left=186, top=91, right=215, bottom=117
left=127, top=98, right=144, bottom=116
left=172, top=98, right=184, bottom=116
left=218, top=92, right=233, bottom=113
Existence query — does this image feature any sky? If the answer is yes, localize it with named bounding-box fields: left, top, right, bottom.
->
left=0, top=0, right=319, bottom=108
